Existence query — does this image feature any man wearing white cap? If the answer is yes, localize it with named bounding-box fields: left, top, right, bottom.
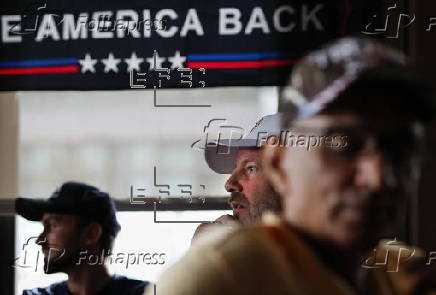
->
left=192, top=114, right=282, bottom=239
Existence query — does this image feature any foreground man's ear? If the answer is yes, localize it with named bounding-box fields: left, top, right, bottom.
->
left=262, top=145, right=289, bottom=198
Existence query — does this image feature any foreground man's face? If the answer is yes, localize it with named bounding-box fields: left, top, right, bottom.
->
left=225, top=147, right=280, bottom=223
left=280, top=113, right=420, bottom=250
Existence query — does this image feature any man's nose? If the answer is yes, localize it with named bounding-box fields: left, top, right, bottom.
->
left=354, top=152, right=386, bottom=191
left=225, top=171, right=243, bottom=192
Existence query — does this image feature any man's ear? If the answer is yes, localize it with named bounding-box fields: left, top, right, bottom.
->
left=80, top=222, right=103, bottom=247
left=262, top=145, right=289, bottom=198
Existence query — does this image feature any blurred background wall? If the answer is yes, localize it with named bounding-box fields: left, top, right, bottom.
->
left=0, top=92, right=18, bottom=200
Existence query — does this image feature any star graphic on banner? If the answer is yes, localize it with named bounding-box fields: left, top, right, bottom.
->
left=79, top=53, right=97, bottom=73
left=101, top=52, right=121, bottom=73
left=146, top=51, right=165, bottom=70
left=124, top=52, right=144, bottom=73
left=168, top=51, right=186, bottom=69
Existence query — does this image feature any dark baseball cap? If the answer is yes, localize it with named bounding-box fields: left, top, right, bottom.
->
left=15, top=182, right=121, bottom=237
left=281, top=37, right=436, bottom=122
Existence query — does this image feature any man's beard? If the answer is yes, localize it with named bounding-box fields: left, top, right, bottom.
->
left=44, top=247, right=82, bottom=274
left=230, top=187, right=282, bottom=223
left=248, top=193, right=282, bottom=221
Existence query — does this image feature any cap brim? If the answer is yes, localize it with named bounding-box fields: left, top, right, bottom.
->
left=204, top=138, right=261, bottom=174
left=15, top=198, right=50, bottom=221
left=298, top=67, right=436, bottom=121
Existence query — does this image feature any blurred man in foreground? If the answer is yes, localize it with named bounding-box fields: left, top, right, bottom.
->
left=192, top=114, right=282, bottom=240
left=145, top=38, right=436, bottom=294
left=16, top=181, right=148, bottom=295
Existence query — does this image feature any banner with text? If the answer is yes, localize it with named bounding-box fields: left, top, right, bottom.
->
left=0, top=0, right=376, bottom=90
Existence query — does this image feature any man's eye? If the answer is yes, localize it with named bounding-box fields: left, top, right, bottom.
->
left=46, top=223, right=56, bottom=230
left=246, top=166, right=258, bottom=174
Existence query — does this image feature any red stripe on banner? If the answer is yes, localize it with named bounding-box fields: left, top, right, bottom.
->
left=187, top=59, right=297, bottom=69
left=0, top=65, right=79, bottom=75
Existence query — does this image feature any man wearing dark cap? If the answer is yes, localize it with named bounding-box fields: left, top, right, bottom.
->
left=145, top=38, right=436, bottom=295
left=16, top=181, right=148, bottom=295
left=192, top=114, right=282, bottom=240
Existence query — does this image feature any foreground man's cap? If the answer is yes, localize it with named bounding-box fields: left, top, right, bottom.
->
left=281, top=37, right=436, bottom=122
left=205, top=113, right=282, bottom=174
left=15, top=181, right=121, bottom=236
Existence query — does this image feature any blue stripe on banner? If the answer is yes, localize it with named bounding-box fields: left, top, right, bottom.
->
left=188, top=52, right=289, bottom=61
left=0, top=58, right=78, bottom=68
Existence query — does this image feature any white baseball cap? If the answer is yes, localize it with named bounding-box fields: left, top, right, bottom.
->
left=204, top=113, right=282, bottom=174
